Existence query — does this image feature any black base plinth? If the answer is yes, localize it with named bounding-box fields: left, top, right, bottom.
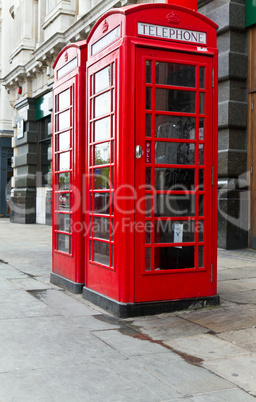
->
left=83, top=287, right=220, bottom=318
left=50, top=273, right=84, bottom=294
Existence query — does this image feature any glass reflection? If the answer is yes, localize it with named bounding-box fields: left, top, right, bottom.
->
left=155, top=116, right=196, bottom=139
left=58, top=233, right=70, bottom=253
left=155, top=194, right=195, bottom=217
left=93, top=241, right=109, bottom=266
left=59, top=152, right=70, bottom=171
left=93, top=217, right=110, bottom=240
left=94, top=167, right=110, bottom=189
left=59, top=131, right=70, bottom=151
left=155, top=168, right=195, bottom=190
left=155, top=142, right=195, bottom=165
left=94, top=91, right=111, bottom=118
left=155, top=220, right=195, bottom=243
left=156, top=62, right=196, bottom=87
left=95, top=66, right=111, bottom=94
left=95, top=142, right=110, bottom=165
left=154, top=246, right=195, bottom=270
left=94, top=117, right=111, bottom=141
left=59, top=89, right=70, bottom=111
left=59, top=110, right=70, bottom=131
left=94, top=193, right=110, bottom=214
left=155, top=89, right=196, bottom=113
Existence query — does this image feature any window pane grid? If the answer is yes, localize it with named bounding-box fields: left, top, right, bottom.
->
left=89, top=61, right=116, bottom=269
left=143, top=58, right=206, bottom=272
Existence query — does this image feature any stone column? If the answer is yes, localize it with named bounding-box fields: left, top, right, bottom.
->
left=198, top=0, right=248, bottom=249
left=10, top=98, right=37, bottom=223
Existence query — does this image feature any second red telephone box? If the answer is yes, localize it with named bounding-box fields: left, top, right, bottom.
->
left=51, top=41, right=87, bottom=293
left=83, top=3, right=219, bottom=317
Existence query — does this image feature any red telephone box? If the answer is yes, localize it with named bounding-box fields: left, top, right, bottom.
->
left=83, top=3, right=219, bottom=317
left=51, top=41, right=87, bottom=293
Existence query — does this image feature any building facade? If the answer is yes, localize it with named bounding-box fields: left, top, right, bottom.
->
left=0, top=0, right=253, bottom=249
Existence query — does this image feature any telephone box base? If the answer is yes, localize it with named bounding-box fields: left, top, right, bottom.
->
left=83, top=287, right=220, bottom=318
left=50, top=273, right=84, bottom=294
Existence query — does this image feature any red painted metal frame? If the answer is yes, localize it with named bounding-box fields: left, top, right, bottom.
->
left=85, top=3, right=218, bottom=304
left=52, top=42, right=87, bottom=285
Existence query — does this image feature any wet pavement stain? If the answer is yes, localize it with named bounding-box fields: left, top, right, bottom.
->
left=94, top=314, right=204, bottom=366
left=26, top=288, right=64, bottom=301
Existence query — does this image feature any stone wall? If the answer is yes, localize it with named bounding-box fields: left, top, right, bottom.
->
left=198, top=0, right=248, bottom=249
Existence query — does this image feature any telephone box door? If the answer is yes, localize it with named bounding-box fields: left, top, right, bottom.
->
left=135, top=47, right=215, bottom=302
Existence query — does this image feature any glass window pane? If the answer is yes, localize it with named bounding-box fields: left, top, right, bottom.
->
left=155, top=246, right=195, bottom=270
left=145, top=195, right=152, bottom=217
left=198, top=221, right=204, bottom=242
left=93, top=241, right=109, bottom=266
left=59, top=152, right=70, bottom=171
left=199, top=67, right=205, bottom=89
left=155, top=116, right=195, bottom=139
left=58, top=234, right=70, bottom=253
left=94, top=193, right=110, bottom=214
left=59, top=131, right=70, bottom=151
left=95, top=142, right=110, bottom=165
left=199, top=119, right=205, bottom=140
left=145, top=167, right=151, bottom=189
left=155, top=168, right=195, bottom=191
left=111, top=245, right=114, bottom=268
left=146, top=60, right=152, bottom=83
left=199, top=170, right=204, bottom=190
left=145, top=223, right=151, bottom=244
left=199, top=144, right=204, bottom=165
left=94, top=117, right=111, bottom=142
left=145, top=248, right=151, bottom=271
left=198, top=246, right=204, bottom=267
left=155, top=142, right=195, bottom=165
left=59, top=110, right=71, bottom=131
left=58, top=213, right=70, bottom=232
left=156, top=62, right=196, bottom=87
left=155, top=89, right=196, bottom=113
left=95, top=66, right=111, bottom=94
left=146, top=114, right=152, bottom=137
left=94, top=167, right=110, bottom=189
left=59, top=89, right=70, bottom=111
left=94, top=91, right=111, bottom=118
left=93, top=217, right=110, bottom=240
left=155, top=194, right=195, bottom=217
left=155, top=220, right=195, bottom=243
left=58, top=173, right=70, bottom=190
left=199, top=195, right=204, bottom=217
left=146, top=87, right=152, bottom=110
left=199, top=93, right=205, bottom=114
left=57, top=192, right=70, bottom=211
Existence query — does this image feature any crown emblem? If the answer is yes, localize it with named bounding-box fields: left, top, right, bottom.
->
left=166, top=12, right=180, bottom=25
left=102, top=19, right=109, bottom=33
left=64, top=52, right=68, bottom=62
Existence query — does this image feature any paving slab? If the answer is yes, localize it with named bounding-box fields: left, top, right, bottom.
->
left=92, top=327, right=169, bottom=356
left=218, top=278, right=256, bottom=293
left=0, top=359, right=187, bottom=402
left=190, top=388, right=256, bottom=402
left=220, top=290, right=256, bottom=304
left=164, top=333, right=249, bottom=361
left=202, top=354, right=256, bottom=396
left=131, top=353, right=233, bottom=395
left=130, top=314, right=209, bottom=341
left=177, top=304, right=256, bottom=332
left=217, top=328, right=256, bottom=353
left=218, top=267, right=256, bottom=281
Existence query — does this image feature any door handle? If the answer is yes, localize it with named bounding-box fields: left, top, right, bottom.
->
left=136, top=145, right=142, bottom=159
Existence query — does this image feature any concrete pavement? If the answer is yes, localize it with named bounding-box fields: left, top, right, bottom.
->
left=0, top=218, right=256, bottom=401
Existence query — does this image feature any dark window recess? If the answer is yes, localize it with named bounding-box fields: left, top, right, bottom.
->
left=37, top=115, right=52, bottom=187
